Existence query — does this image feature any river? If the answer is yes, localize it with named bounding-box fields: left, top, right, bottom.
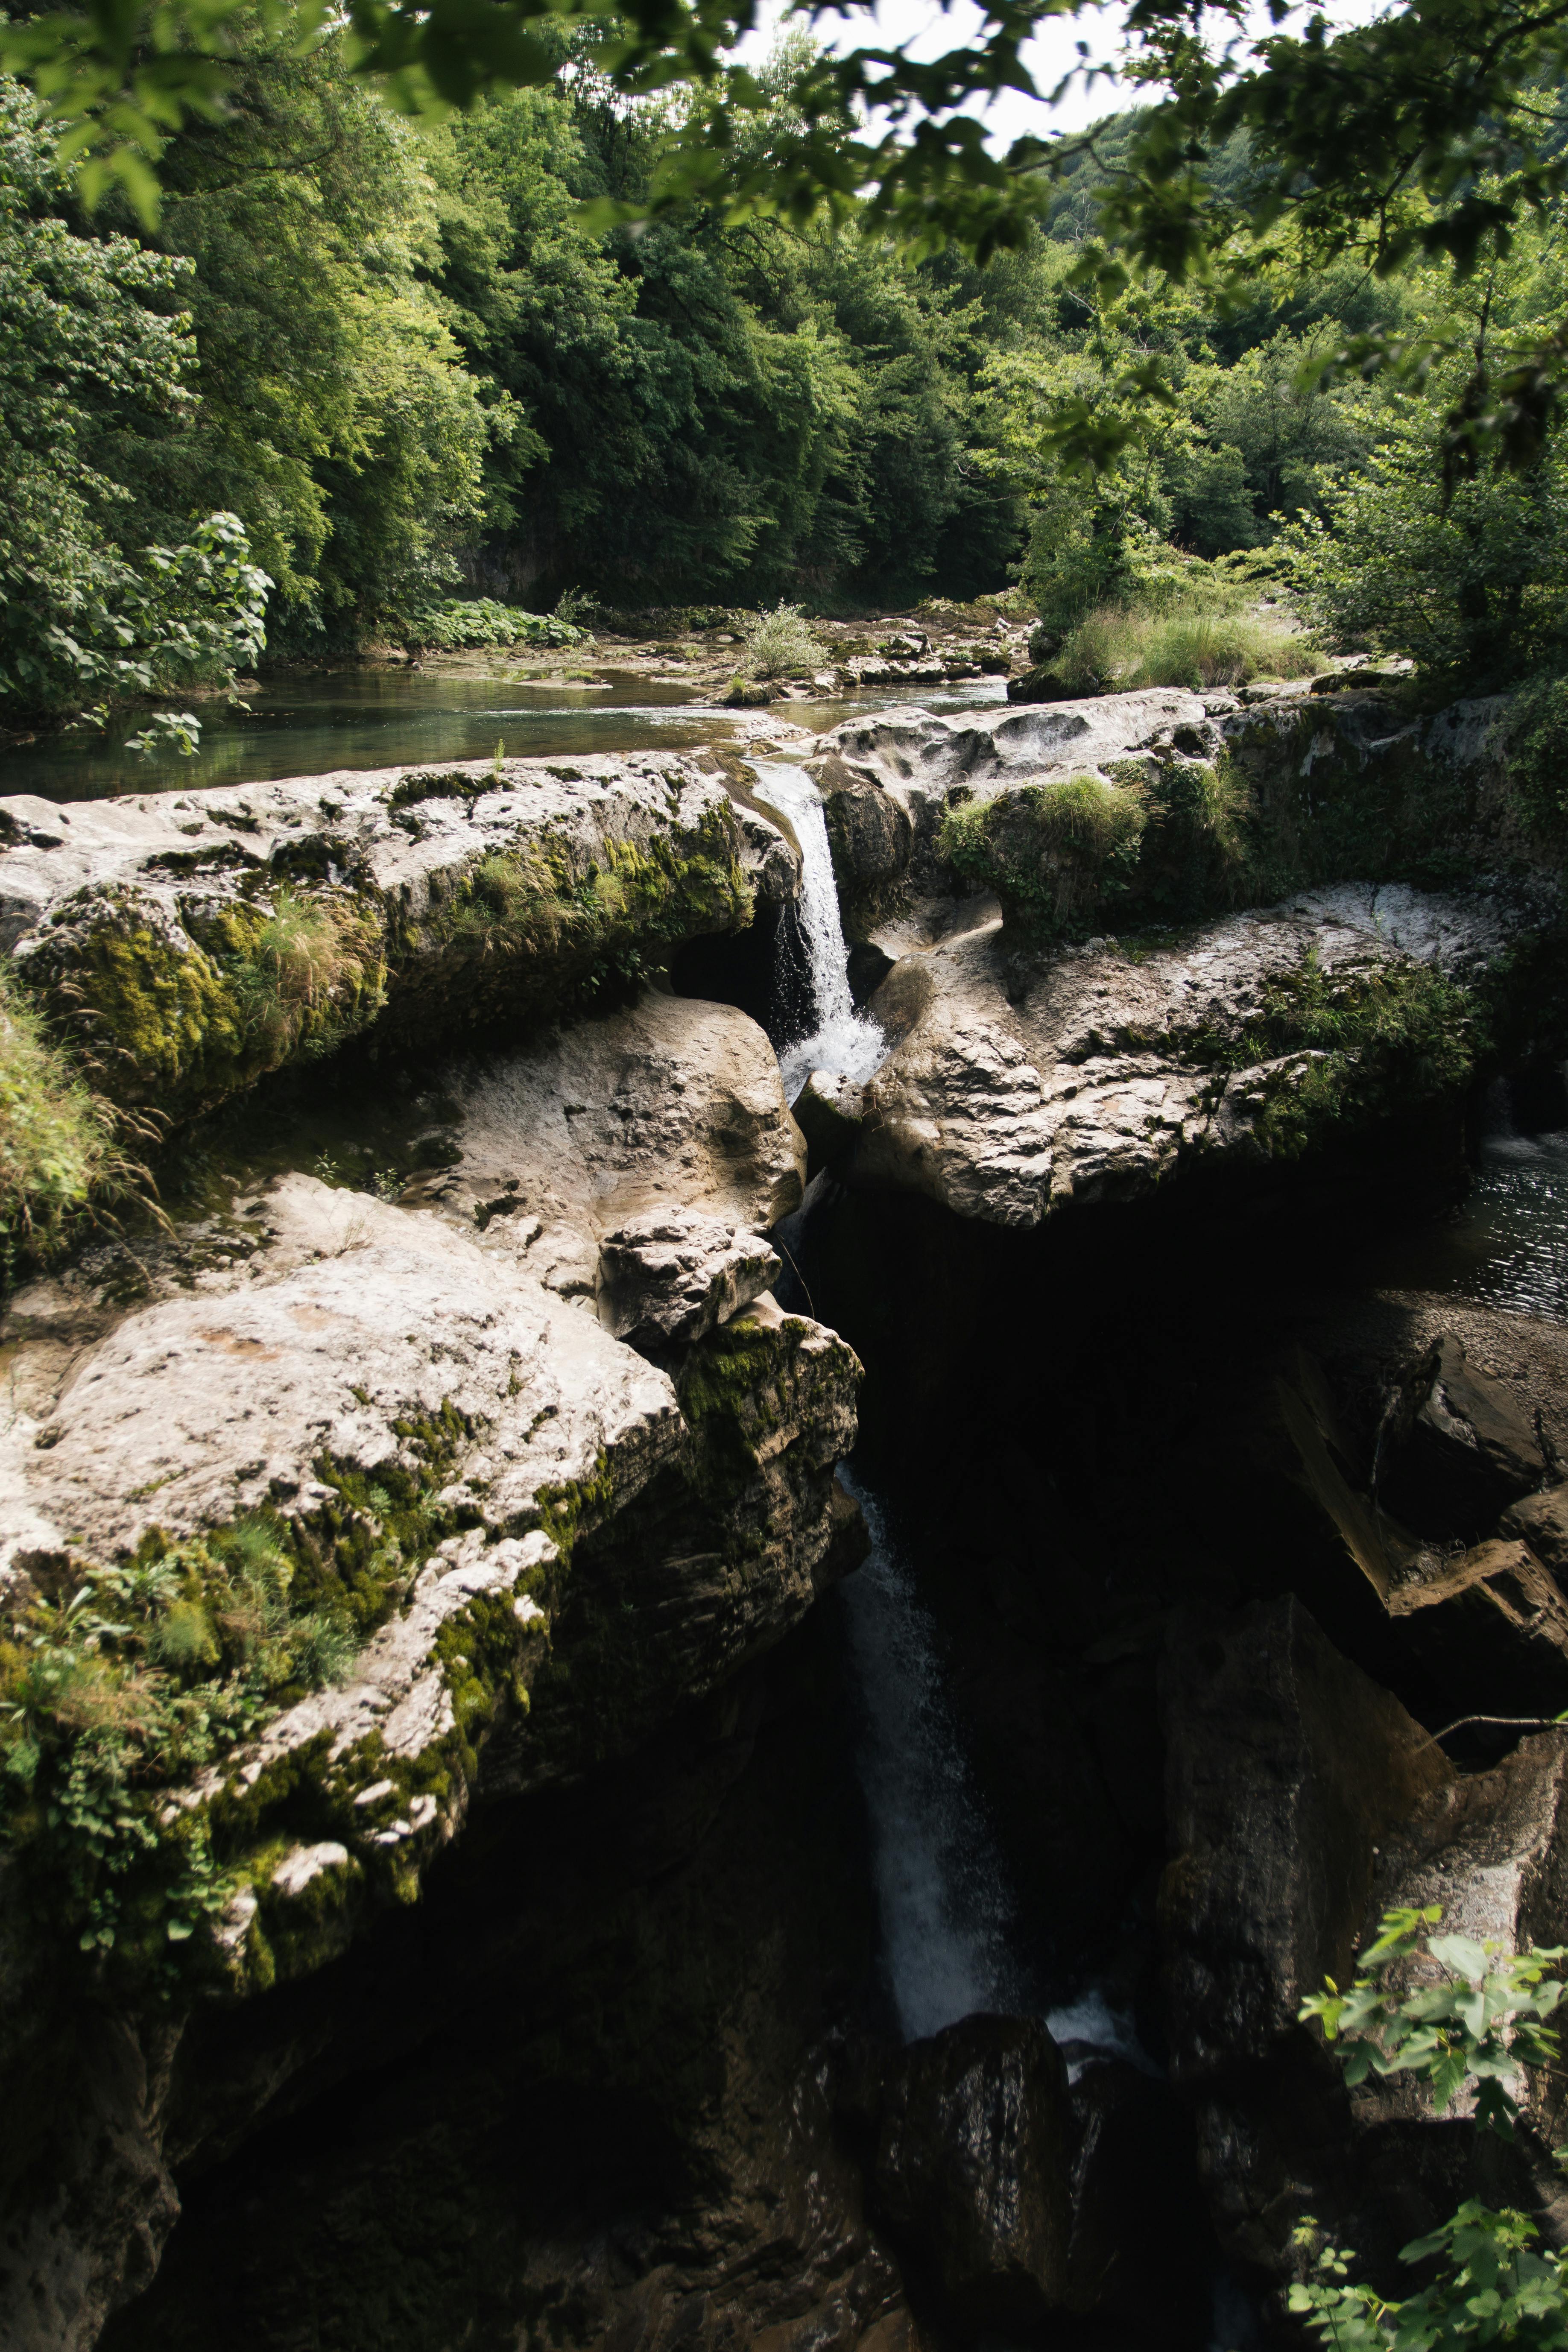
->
left=0, top=661, right=1006, bottom=803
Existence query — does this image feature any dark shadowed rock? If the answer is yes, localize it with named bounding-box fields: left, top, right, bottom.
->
left=869, top=2013, right=1074, bottom=2334
left=1065, top=2059, right=1215, bottom=2340
left=1161, top=1596, right=1452, bottom=2088
left=1503, top=1483, right=1568, bottom=1583
left=790, top=1069, right=868, bottom=1179
left=1388, top=1537, right=1568, bottom=1720
left=1380, top=1336, right=1550, bottom=1540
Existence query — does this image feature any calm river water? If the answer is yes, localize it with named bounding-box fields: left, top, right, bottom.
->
left=0, top=663, right=1007, bottom=802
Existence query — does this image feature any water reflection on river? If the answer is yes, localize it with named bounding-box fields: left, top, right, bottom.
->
left=0, top=662, right=1006, bottom=802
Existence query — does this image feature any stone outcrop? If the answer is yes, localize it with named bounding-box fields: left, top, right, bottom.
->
left=595, top=1206, right=781, bottom=1348
left=0, top=753, right=765, bottom=1120
left=776, top=685, right=1547, bottom=1232
left=0, top=974, right=859, bottom=2349
left=813, top=881, right=1504, bottom=1229
left=413, top=986, right=807, bottom=1269
left=1381, top=1333, right=1553, bottom=1539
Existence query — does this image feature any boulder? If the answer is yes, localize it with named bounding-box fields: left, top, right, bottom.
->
left=1161, top=1596, right=1452, bottom=2093
left=417, top=988, right=808, bottom=1261
left=815, top=690, right=1220, bottom=892
left=869, top=2014, right=1074, bottom=2333
left=807, top=753, right=915, bottom=930
left=0, top=755, right=753, bottom=1120
left=0, top=1174, right=864, bottom=2346
left=596, top=1206, right=780, bottom=1350
left=790, top=1068, right=868, bottom=1178
left=1379, top=1336, right=1551, bottom=1540
left=1503, top=1483, right=1568, bottom=1581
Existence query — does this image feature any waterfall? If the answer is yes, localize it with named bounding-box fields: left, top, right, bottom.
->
left=838, top=1467, right=1152, bottom=2072
left=749, top=760, right=885, bottom=1102
left=838, top=1467, right=1034, bottom=2040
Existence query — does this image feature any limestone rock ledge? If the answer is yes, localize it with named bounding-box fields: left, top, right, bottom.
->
left=787, top=680, right=1529, bottom=1226
left=824, top=881, right=1506, bottom=1227
left=0, top=752, right=785, bottom=1117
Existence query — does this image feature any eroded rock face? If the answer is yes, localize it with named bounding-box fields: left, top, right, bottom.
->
left=417, top=988, right=807, bottom=1268
left=1381, top=1334, right=1553, bottom=1539
left=837, top=883, right=1504, bottom=1229
left=596, top=1207, right=781, bottom=1349
left=814, top=691, right=1220, bottom=894
left=0, top=1164, right=862, bottom=2349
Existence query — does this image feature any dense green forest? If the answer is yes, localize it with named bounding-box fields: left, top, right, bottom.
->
left=5, top=20, right=1568, bottom=725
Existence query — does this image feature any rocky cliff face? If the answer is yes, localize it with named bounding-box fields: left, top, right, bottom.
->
left=0, top=918, right=858, bottom=2348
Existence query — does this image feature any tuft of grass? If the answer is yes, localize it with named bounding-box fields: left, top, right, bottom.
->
left=942, top=773, right=1147, bottom=934
left=224, top=887, right=386, bottom=1065
left=0, top=962, right=123, bottom=1269
left=1052, top=601, right=1325, bottom=696
left=742, top=603, right=825, bottom=682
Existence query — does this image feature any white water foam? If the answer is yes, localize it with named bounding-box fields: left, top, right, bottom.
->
left=749, top=760, right=886, bottom=1101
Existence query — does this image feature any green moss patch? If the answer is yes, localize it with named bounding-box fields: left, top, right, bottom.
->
left=1179, top=952, right=1485, bottom=1157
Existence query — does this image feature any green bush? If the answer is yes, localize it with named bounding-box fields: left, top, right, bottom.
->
left=391, top=597, right=586, bottom=655
left=742, top=602, right=825, bottom=681
left=1293, top=1905, right=1568, bottom=2345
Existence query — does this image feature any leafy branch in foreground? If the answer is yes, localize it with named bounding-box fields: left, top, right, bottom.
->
left=1291, top=1904, right=1568, bottom=2346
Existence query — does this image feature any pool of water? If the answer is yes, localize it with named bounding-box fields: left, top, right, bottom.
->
left=0, top=664, right=1007, bottom=802
left=1366, top=1077, right=1568, bottom=1322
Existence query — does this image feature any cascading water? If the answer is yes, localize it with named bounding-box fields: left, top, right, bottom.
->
left=837, top=1469, right=1033, bottom=2040
left=837, top=1468, right=1150, bottom=2070
left=749, top=760, right=886, bottom=1101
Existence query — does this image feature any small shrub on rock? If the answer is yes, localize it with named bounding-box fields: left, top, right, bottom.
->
left=942, top=773, right=1147, bottom=936
left=741, top=603, right=825, bottom=681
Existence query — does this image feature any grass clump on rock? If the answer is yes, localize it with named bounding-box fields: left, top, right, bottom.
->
left=941, top=773, right=1147, bottom=935
left=217, top=886, right=388, bottom=1066
left=1047, top=600, right=1323, bottom=696
left=0, top=961, right=122, bottom=1269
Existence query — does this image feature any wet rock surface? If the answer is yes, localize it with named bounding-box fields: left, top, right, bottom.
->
left=869, top=2016, right=1074, bottom=2333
